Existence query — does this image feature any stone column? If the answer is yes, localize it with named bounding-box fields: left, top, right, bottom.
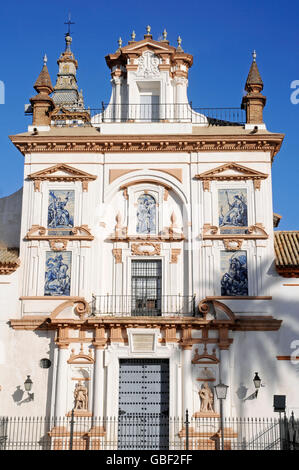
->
left=113, top=76, right=122, bottom=122
left=174, top=77, right=188, bottom=120
left=182, top=345, right=193, bottom=416
left=54, top=345, right=69, bottom=418
left=219, top=348, right=231, bottom=418
left=93, top=346, right=105, bottom=418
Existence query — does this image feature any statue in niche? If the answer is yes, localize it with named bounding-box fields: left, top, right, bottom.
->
left=199, top=383, right=214, bottom=413
left=136, top=194, right=156, bottom=234
left=74, top=382, right=88, bottom=410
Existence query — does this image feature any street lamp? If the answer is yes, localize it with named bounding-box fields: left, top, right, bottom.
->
left=253, top=372, right=261, bottom=398
left=215, top=382, right=228, bottom=450
left=24, top=375, right=34, bottom=401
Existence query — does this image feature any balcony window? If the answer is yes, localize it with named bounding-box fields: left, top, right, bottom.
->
left=140, top=94, right=159, bottom=122
left=131, top=260, right=162, bottom=316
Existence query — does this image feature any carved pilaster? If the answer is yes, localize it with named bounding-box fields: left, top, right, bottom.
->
left=112, top=248, right=122, bottom=264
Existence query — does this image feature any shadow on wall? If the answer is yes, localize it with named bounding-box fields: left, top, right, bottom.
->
left=197, top=251, right=299, bottom=417
left=0, top=188, right=23, bottom=248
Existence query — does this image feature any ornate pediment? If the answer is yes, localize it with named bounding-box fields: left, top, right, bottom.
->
left=202, top=223, right=268, bottom=240
left=25, top=224, right=94, bottom=248
left=28, top=163, right=97, bottom=191
left=122, top=39, right=176, bottom=54
left=195, top=163, right=268, bottom=191
left=105, top=35, right=193, bottom=76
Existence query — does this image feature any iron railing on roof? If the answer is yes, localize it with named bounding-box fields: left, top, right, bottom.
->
left=89, top=103, right=246, bottom=125
left=0, top=414, right=293, bottom=451
left=24, top=104, right=246, bottom=126
left=26, top=103, right=246, bottom=126
left=90, top=294, right=196, bottom=317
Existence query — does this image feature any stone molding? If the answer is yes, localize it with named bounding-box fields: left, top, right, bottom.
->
left=9, top=313, right=282, bottom=332
left=10, top=134, right=284, bottom=161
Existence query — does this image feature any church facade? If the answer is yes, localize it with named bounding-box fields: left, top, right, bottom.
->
left=1, top=26, right=299, bottom=449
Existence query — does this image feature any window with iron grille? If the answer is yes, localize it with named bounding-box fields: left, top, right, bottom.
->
left=131, top=260, right=162, bottom=316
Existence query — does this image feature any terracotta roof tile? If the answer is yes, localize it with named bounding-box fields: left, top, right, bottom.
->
left=0, top=248, right=20, bottom=264
left=274, top=231, right=299, bottom=267
left=246, top=61, right=263, bottom=88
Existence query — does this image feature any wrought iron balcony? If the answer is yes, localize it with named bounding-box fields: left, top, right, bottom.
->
left=90, top=295, right=196, bottom=317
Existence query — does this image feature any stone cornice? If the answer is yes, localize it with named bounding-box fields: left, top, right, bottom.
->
left=9, top=314, right=281, bottom=332
left=9, top=133, right=284, bottom=161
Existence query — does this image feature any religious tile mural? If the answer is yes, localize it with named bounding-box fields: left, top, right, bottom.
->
left=220, top=250, right=248, bottom=296
left=136, top=194, right=156, bottom=234
left=44, top=251, right=71, bottom=296
left=47, top=190, right=74, bottom=235
left=218, top=189, right=248, bottom=234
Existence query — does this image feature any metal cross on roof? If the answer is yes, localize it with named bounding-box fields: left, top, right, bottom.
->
left=64, top=12, right=75, bottom=35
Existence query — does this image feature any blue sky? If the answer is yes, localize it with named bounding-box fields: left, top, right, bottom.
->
left=0, top=0, right=298, bottom=230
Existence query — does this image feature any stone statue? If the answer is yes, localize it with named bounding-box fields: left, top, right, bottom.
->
left=74, top=382, right=88, bottom=410
left=199, top=383, right=214, bottom=413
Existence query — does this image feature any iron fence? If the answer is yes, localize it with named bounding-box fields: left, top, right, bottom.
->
left=90, top=295, right=196, bottom=317
left=0, top=412, right=295, bottom=451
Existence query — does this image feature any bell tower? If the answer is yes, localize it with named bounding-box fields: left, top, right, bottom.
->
left=52, top=30, right=84, bottom=110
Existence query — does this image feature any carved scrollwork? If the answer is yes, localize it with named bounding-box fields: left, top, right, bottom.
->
left=25, top=225, right=94, bottom=242
left=74, top=299, right=90, bottom=319
left=49, top=239, right=68, bottom=251
left=223, top=239, right=243, bottom=251
left=202, top=224, right=218, bottom=236
left=131, top=242, right=161, bottom=256
left=198, top=299, right=210, bottom=318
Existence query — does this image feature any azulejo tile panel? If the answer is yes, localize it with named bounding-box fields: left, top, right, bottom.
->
left=218, top=189, right=248, bottom=234
left=220, top=250, right=248, bottom=296
left=44, top=251, right=72, bottom=296
left=48, top=190, right=74, bottom=235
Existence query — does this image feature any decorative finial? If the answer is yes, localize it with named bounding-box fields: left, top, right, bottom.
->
left=177, top=36, right=183, bottom=51
left=163, top=29, right=167, bottom=41
left=131, top=30, right=136, bottom=41
left=43, top=54, right=48, bottom=66
left=146, top=25, right=151, bottom=34
left=252, top=50, right=257, bottom=62
left=118, top=37, right=123, bottom=49
left=65, top=32, right=72, bottom=52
